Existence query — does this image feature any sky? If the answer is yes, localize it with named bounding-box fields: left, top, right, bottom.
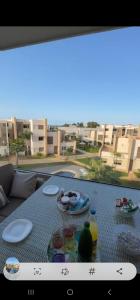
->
left=0, top=27, right=140, bottom=125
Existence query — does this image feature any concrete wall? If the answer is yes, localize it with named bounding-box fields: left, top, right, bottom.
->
left=0, top=146, right=9, bottom=156
left=30, top=119, right=46, bottom=155
left=132, top=158, right=140, bottom=171
left=117, top=137, right=129, bottom=154
left=132, top=139, right=140, bottom=160
left=47, top=131, right=58, bottom=154
left=104, top=125, right=113, bottom=144
left=101, top=149, right=129, bottom=171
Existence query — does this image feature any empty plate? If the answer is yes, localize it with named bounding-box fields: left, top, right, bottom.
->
left=2, top=219, right=33, bottom=243
left=43, top=185, right=59, bottom=195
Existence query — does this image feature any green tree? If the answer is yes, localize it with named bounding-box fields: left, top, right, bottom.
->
left=62, top=123, right=70, bottom=127
left=10, top=138, right=25, bottom=166
left=87, top=121, right=100, bottom=128
left=65, top=147, right=73, bottom=155
left=86, top=158, right=121, bottom=184
left=76, top=122, right=84, bottom=127
left=20, top=131, right=32, bottom=156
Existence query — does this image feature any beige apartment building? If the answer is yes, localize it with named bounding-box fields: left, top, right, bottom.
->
left=101, top=134, right=140, bottom=172
left=59, top=124, right=127, bottom=146
left=0, top=120, right=9, bottom=156
left=0, top=117, right=76, bottom=157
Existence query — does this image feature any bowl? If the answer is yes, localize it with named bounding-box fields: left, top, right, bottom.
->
left=64, top=191, right=80, bottom=201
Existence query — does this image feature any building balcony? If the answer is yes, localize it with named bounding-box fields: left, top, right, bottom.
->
left=0, top=164, right=140, bottom=273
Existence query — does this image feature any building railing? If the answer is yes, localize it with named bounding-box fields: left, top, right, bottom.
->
left=16, top=167, right=140, bottom=191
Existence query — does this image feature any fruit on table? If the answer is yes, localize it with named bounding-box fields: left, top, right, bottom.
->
left=116, top=197, right=129, bottom=207
left=66, top=192, right=77, bottom=197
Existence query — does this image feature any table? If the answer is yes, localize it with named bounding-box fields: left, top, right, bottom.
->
left=0, top=175, right=140, bottom=273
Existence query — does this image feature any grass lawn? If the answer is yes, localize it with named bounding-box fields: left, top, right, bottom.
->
left=76, top=157, right=98, bottom=166
left=18, top=161, right=72, bottom=170
left=77, top=144, right=100, bottom=153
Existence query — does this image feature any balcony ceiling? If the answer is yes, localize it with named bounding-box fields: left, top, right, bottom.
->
left=0, top=26, right=123, bottom=51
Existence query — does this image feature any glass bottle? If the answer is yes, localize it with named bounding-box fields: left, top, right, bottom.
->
left=78, top=221, right=93, bottom=262
left=88, top=209, right=98, bottom=256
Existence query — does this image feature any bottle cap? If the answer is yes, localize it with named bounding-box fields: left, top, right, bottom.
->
left=90, top=208, right=96, bottom=215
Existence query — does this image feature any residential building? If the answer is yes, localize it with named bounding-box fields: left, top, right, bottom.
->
left=0, top=117, right=76, bottom=157
left=101, top=135, right=140, bottom=172
left=0, top=120, right=9, bottom=156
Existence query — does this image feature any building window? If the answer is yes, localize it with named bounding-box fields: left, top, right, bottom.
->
left=137, top=147, right=140, bottom=158
left=39, top=147, right=44, bottom=152
left=114, top=160, right=122, bottom=165
left=38, top=125, right=44, bottom=130
left=134, top=129, right=138, bottom=135
left=98, top=135, right=103, bottom=140
left=23, top=124, right=30, bottom=129
left=47, top=136, right=53, bottom=144
left=105, top=128, right=109, bottom=131
left=38, top=136, right=44, bottom=141
left=102, top=160, right=107, bottom=163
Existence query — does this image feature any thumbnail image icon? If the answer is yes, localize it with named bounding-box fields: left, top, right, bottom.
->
left=5, top=257, right=20, bottom=274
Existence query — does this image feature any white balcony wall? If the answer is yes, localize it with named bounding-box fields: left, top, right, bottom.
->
left=0, top=146, right=9, bottom=156
left=101, top=151, right=113, bottom=158
left=48, top=145, right=55, bottom=154
left=117, top=137, right=129, bottom=154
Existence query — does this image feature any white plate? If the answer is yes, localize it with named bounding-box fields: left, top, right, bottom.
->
left=2, top=219, right=33, bottom=243
left=43, top=185, right=59, bottom=195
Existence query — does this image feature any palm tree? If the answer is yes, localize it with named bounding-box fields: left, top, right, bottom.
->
left=87, top=158, right=121, bottom=184
left=88, top=158, right=103, bottom=180
left=10, top=138, right=25, bottom=167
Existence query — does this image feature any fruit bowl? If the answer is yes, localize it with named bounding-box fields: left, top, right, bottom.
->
left=57, top=191, right=90, bottom=215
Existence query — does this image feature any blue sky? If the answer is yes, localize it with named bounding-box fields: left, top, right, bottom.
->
left=0, top=27, right=140, bottom=125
